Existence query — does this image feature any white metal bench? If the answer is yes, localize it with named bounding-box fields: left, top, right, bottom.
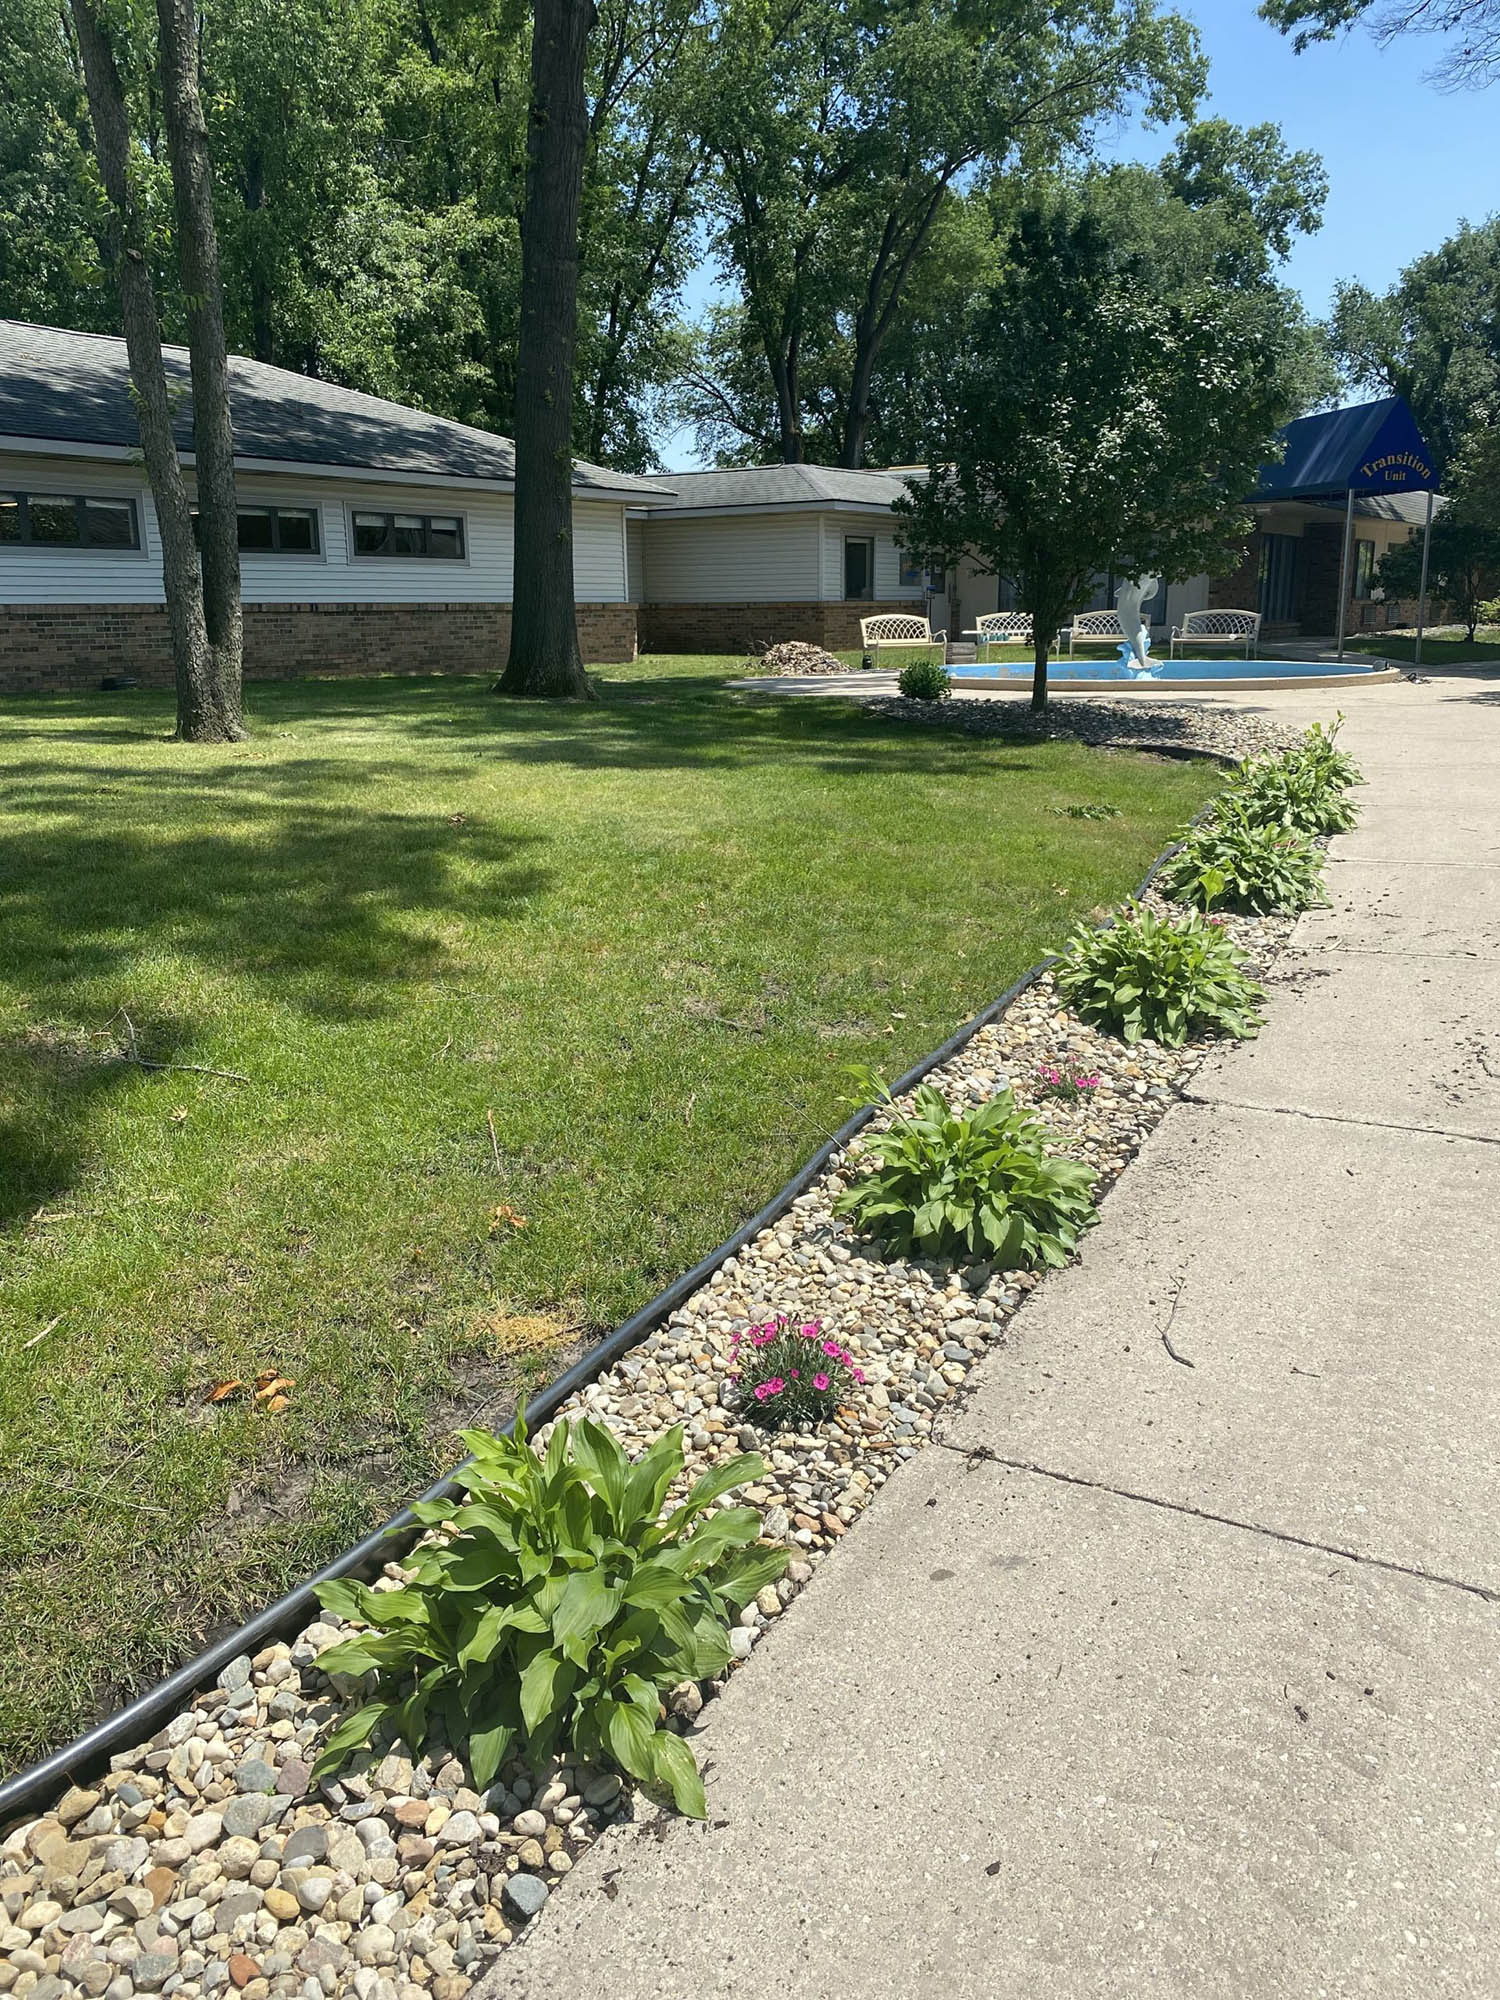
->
left=1059, top=609, right=1125, bottom=656
left=861, top=612, right=947, bottom=662
left=1169, top=609, right=1261, bottom=659
left=972, top=611, right=1033, bottom=660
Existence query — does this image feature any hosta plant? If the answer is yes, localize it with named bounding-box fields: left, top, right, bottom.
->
left=1224, top=749, right=1358, bottom=836
left=1159, top=802, right=1328, bottom=915
left=309, top=1411, right=786, bottom=1817
left=834, top=1080, right=1096, bottom=1267
left=1055, top=904, right=1264, bottom=1047
left=730, top=1316, right=865, bottom=1430
left=1292, top=714, right=1362, bottom=795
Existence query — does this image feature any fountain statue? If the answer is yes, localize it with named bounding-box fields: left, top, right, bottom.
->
left=1113, top=575, right=1161, bottom=675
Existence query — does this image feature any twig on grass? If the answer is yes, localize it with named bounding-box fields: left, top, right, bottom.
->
left=23, top=1315, right=62, bottom=1351
left=108, top=1009, right=251, bottom=1085
left=485, top=1108, right=503, bottom=1175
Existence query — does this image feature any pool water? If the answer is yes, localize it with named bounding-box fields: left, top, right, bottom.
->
left=952, top=657, right=1381, bottom=683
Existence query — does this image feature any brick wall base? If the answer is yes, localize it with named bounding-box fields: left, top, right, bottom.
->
left=637, top=600, right=916, bottom=655
left=0, top=601, right=638, bottom=696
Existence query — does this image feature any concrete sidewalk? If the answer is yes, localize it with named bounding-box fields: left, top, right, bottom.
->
left=484, top=675, right=1500, bottom=2000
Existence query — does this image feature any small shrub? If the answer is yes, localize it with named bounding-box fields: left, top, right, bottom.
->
left=1055, top=904, right=1265, bottom=1046
left=1159, top=803, right=1328, bottom=915
left=1035, top=1064, right=1101, bottom=1103
left=1051, top=802, right=1121, bottom=821
left=309, top=1411, right=786, bottom=1817
left=897, top=658, right=952, bottom=702
left=833, top=1080, right=1096, bottom=1267
left=730, top=1316, right=865, bottom=1429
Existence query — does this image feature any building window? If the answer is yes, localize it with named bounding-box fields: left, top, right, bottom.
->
left=192, top=504, right=322, bottom=554
left=352, top=510, right=465, bottom=559
left=1353, top=538, right=1376, bottom=600
left=898, top=552, right=924, bottom=589
left=0, top=491, right=140, bottom=549
left=844, top=536, right=875, bottom=600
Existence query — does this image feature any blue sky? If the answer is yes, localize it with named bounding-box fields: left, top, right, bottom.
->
left=658, top=3, right=1497, bottom=468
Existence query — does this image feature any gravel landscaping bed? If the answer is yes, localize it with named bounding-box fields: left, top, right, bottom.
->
left=867, top=691, right=1300, bottom=762
left=0, top=713, right=1303, bottom=2000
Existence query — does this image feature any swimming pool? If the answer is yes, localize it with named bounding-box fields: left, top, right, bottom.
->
left=952, top=657, right=1398, bottom=687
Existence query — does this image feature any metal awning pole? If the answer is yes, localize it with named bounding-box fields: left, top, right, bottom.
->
left=1335, top=486, right=1355, bottom=659
left=1414, top=488, right=1435, bottom=668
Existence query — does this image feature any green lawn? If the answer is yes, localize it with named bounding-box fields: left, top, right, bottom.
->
left=1367, top=629, right=1500, bottom=667
left=0, top=658, right=1219, bottom=1766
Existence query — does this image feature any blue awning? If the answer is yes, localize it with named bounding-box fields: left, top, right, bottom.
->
left=1253, top=397, right=1438, bottom=502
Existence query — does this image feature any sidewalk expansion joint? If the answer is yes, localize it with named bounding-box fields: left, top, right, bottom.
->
left=934, top=1441, right=1500, bottom=1606
left=1181, top=1091, right=1500, bottom=1148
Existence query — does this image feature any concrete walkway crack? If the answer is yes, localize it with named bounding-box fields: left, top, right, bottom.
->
left=1181, top=1090, right=1500, bottom=1146
left=933, top=1441, right=1500, bottom=1606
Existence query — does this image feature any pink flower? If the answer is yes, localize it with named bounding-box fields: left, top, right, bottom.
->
left=752, top=1331, right=775, bottom=1347
left=852, top=1368, right=866, bottom=1385
left=753, top=1382, right=773, bottom=1401
left=801, top=1326, right=819, bottom=1340
left=812, top=1372, right=830, bottom=1391
left=1074, top=1074, right=1099, bottom=1090
left=822, top=1339, right=843, bottom=1358
left=788, top=1368, right=799, bottom=1379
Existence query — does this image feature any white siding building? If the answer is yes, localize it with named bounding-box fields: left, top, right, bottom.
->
left=0, top=321, right=671, bottom=694
left=632, top=465, right=930, bottom=654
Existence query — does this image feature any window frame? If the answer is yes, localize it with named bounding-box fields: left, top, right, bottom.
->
left=190, top=502, right=324, bottom=557
left=843, top=535, right=876, bottom=602
left=0, top=489, right=142, bottom=553
left=346, top=506, right=469, bottom=563
left=1352, top=537, right=1377, bottom=601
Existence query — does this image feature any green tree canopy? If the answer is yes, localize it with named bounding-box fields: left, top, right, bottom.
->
left=1329, top=216, right=1500, bottom=482
left=684, top=0, right=1205, bottom=468
left=894, top=192, right=1298, bottom=708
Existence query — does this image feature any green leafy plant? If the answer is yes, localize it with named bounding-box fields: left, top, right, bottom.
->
left=1055, top=904, right=1265, bottom=1046
left=730, top=1315, right=865, bottom=1429
left=1225, top=751, right=1357, bottom=835
left=1050, top=802, right=1121, bottom=820
left=1159, top=802, right=1328, bottom=915
left=897, top=658, right=952, bottom=702
left=1291, top=714, right=1362, bottom=795
left=308, top=1412, right=786, bottom=1818
left=833, top=1079, right=1096, bottom=1266
left=1223, top=718, right=1361, bottom=836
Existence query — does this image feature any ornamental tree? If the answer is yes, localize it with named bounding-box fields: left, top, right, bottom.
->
left=893, top=195, right=1295, bottom=710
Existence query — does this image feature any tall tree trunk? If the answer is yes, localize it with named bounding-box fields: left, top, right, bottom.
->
left=498, top=0, right=596, bottom=700
left=1030, top=635, right=1049, bottom=713
left=157, top=0, right=245, bottom=741
left=71, top=0, right=229, bottom=743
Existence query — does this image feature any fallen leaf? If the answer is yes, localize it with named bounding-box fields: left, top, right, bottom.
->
left=264, top=1394, right=291, bottom=1415
left=487, top=1204, right=528, bottom=1235
left=168, top=1107, right=189, bottom=1124
left=206, top=1379, right=244, bottom=1404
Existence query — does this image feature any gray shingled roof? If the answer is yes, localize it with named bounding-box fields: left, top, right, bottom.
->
left=649, top=462, right=923, bottom=513
left=0, top=321, right=674, bottom=500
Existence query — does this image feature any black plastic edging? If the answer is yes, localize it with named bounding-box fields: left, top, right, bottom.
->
left=0, top=753, right=1231, bottom=1826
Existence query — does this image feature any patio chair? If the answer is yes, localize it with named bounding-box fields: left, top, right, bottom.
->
left=1169, top=609, right=1262, bottom=660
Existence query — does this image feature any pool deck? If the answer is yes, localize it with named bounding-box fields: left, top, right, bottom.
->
left=482, top=667, right=1500, bottom=2000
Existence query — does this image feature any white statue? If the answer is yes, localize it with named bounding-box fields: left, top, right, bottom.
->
left=1113, top=575, right=1161, bottom=673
